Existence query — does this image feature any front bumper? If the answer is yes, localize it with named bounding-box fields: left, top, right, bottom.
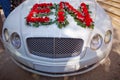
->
left=2, top=38, right=112, bottom=77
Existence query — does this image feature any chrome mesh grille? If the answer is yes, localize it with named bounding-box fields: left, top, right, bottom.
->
left=27, top=38, right=84, bottom=58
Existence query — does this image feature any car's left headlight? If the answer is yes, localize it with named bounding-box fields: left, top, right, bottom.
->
left=11, top=32, right=21, bottom=49
left=90, top=34, right=103, bottom=50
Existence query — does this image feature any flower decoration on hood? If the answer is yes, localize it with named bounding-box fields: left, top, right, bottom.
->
left=26, top=2, right=94, bottom=29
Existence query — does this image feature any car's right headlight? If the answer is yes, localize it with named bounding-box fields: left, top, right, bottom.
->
left=90, top=34, right=103, bottom=50
left=11, top=32, right=21, bottom=49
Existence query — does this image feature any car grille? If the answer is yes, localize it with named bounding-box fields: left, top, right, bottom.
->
left=26, top=38, right=84, bottom=58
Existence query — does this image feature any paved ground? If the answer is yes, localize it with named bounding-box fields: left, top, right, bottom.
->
left=0, top=1, right=120, bottom=80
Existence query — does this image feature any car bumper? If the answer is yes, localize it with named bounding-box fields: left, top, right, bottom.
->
left=3, top=39, right=112, bottom=77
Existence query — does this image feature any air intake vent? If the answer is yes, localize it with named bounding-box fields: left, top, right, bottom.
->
left=27, top=38, right=84, bottom=58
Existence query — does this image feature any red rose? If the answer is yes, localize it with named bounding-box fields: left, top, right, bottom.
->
left=64, top=2, right=69, bottom=6
left=38, top=18, right=42, bottom=22
left=59, top=2, right=64, bottom=10
left=74, top=10, right=80, bottom=15
left=37, top=17, right=50, bottom=22
left=59, top=5, right=64, bottom=10
left=45, top=8, right=51, bottom=13
left=80, top=2, right=89, bottom=16
left=76, top=13, right=84, bottom=21
left=81, top=3, right=87, bottom=9
left=57, top=11, right=65, bottom=23
left=26, top=12, right=34, bottom=22
left=84, top=17, right=93, bottom=27
left=49, top=3, right=53, bottom=7
left=58, top=11, right=64, bottom=16
left=68, top=5, right=74, bottom=11
left=39, top=3, right=47, bottom=8
left=32, top=3, right=39, bottom=11
left=39, top=3, right=47, bottom=7
left=28, top=12, right=33, bottom=17
left=58, top=16, right=65, bottom=23
left=44, top=17, right=50, bottom=22
left=26, top=16, right=31, bottom=22
left=72, top=9, right=77, bottom=14
left=82, top=8, right=89, bottom=15
left=32, top=9, right=39, bottom=14
left=38, top=3, right=53, bottom=8
left=64, top=2, right=73, bottom=11
left=29, top=17, right=38, bottom=22
left=38, top=8, right=50, bottom=13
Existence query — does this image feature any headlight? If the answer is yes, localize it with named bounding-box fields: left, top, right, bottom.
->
left=11, top=32, right=21, bottom=49
left=4, top=28, right=9, bottom=42
left=90, top=34, right=103, bottom=50
left=104, top=30, right=112, bottom=44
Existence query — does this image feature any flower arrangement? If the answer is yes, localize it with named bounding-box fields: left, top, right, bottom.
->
left=26, top=2, right=94, bottom=29
left=56, top=2, right=69, bottom=28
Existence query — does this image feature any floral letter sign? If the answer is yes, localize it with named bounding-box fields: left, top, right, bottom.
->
left=26, top=2, right=94, bottom=29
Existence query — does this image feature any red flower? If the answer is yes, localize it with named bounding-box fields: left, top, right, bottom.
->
left=32, top=3, right=39, bottom=10
left=44, top=8, right=51, bottom=13
left=57, top=11, right=65, bottom=23
left=48, top=3, right=53, bottom=7
left=59, top=2, right=64, bottom=10
left=39, top=3, right=47, bottom=7
left=58, top=16, right=65, bottom=23
left=58, top=11, right=64, bottom=16
left=27, top=17, right=38, bottom=23
left=26, top=2, right=94, bottom=28
left=31, top=9, right=39, bottom=14
left=64, top=2, right=73, bottom=12
left=38, top=3, right=53, bottom=8
left=37, top=17, right=50, bottom=23
left=26, top=3, right=52, bottom=23
left=80, top=2, right=89, bottom=16
left=26, top=12, right=34, bottom=22
left=39, top=8, right=51, bottom=13
left=64, top=2, right=69, bottom=7
left=44, top=17, right=50, bottom=22
left=81, top=3, right=87, bottom=9
left=57, top=2, right=66, bottom=23
left=67, top=5, right=74, bottom=12
left=76, top=13, right=84, bottom=21
left=83, top=8, right=88, bottom=14
left=26, top=16, right=31, bottom=22
left=84, top=16, right=93, bottom=27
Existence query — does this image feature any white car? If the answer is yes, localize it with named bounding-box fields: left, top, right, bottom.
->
left=2, top=0, right=113, bottom=77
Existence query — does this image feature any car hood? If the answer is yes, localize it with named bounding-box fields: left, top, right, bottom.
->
left=20, top=0, right=96, bottom=41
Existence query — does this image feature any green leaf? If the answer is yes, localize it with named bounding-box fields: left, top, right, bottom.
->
left=86, top=5, right=89, bottom=9
left=58, top=23, right=63, bottom=28
left=37, top=14, right=42, bottom=17
left=33, top=23, right=39, bottom=27
left=89, top=11, right=92, bottom=13
left=26, top=22, right=30, bottom=25
left=64, top=20, right=69, bottom=26
left=90, top=24, right=94, bottom=29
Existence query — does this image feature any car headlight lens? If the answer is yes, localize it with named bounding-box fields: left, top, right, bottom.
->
left=4, top=28, right=9, bottom=42
left=104, top=30, right=112, bottom=44
left=11, top=32, right=21, bottom=49
left=90, top=34, right=103, bottom=50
